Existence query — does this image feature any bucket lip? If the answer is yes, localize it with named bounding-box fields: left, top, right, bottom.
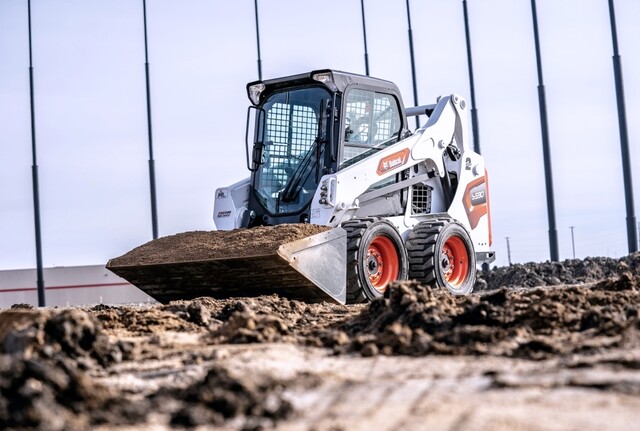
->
left=277, top=227, right=347, bottom=260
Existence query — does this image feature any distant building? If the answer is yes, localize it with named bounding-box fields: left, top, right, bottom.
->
left=0, top=265, right=153, bottom=308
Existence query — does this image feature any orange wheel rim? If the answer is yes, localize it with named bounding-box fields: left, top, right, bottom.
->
left=366, top=236, right=399, bottom=292
left=441, top=236, right=469, bottom=287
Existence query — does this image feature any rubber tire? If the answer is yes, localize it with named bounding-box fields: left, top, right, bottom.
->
left=406, top=219, right=476, bottom=295
left=343, top=218, right=409, bottom=303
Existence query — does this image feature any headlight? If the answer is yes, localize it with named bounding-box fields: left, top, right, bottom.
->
left=312, top=72, right=334, bottom=85
left=247, top=83, right=265, bottom=105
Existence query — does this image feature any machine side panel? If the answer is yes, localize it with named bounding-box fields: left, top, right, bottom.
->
left=213, top=177, right=250, bottom=230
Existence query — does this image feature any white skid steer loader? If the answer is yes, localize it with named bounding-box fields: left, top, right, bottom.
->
left=108, top=69, right=494, bottom=304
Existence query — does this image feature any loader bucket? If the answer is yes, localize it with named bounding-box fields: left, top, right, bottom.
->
left=106, top=227, right=347, bottom=304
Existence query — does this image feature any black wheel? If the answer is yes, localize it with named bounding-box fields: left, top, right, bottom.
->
left=342, top=218, right=409, bottom=303
left=407, top=219, right=476, bottom=294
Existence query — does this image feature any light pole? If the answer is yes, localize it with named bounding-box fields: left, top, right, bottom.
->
left=506, top=237, right=512, bottom=265
left=462, top=0, right=481, bottom=154
left=142, top=0, right=158, bottom=240
left=27, top=0, right=45, bottom=307
left=405, top=0, right=419, bottom=129
left=254, top=0, right=262, bottom=80
left=570, top=226, right=576, bottom=259
left=530, top=0, right=559, bottom=262
left=360, top=0, right=370, bottom=76
left=607, top=0, right=637, bottom=253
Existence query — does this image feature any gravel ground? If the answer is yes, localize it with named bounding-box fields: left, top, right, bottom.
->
left=1, top=253, right=640, bottom=430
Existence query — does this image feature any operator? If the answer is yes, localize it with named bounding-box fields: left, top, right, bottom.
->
left=345, top=101, right=376, bottom=145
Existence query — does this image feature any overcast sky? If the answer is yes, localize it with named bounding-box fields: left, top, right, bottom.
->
left=1, top=0, right=639, bottom=271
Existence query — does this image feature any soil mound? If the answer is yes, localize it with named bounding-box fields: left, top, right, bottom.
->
left=210, top=295, right=360, bottom=344
left=0, top=306, right=297, bottom=429
left=0, top=309, right=125, bottom=430
left=156, top=365, right=293, bottom=428
left=327, top=274, right=640, bottom=359
left=1, top=309, right=124, bottom=367
left=3, top=255, right=640, bottom=429
left=0, top=355, right=111, bottom=431
left=477, top=253, right=640, bottom=290
left=109, top=224, right=330, bottom=266
left=92, top=302, right=209, bottom=335
left=0, top=353, right=293, bottom=430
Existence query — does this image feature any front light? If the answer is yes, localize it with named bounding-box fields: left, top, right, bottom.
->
left=248, top=83, right=265, bottom=105
left=312, top=72, right=334, bottom=85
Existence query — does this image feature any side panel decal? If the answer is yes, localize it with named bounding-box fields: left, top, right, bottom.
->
left=463, top=175, right=490, bottom=233
left=376, top=148, right=410, bottom=175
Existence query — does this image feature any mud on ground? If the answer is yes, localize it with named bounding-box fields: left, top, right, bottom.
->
left=1, top=255, right=640, bottom=429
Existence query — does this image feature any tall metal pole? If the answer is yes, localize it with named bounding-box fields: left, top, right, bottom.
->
left=607, top=0, right=637, bottom=253
left=506, top=237, right=512, bottom=265
left=360, top=0, right=370, bottom=76
left=405, top=0, right=420, bottom=129
left=27, top=0, right=45, bottom=307
left=142, top=0, right=158, bottom=240
left=462, top=0, right=480, bottom=154
left=254, top=0, right=262, bottom=80
left=570, top=226, right=576, bottom=259
left=530, top=0, right=559, bottom=262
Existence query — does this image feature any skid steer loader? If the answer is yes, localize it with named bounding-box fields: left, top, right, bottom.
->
left=108, top=69, right=494, bottom=304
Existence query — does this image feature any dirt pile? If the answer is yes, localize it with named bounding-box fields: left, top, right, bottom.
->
left=4, top=254, right=640, bottom=429
left=477, top=252, right=640, bottom=290
left=155, top=365, right=293, bottom=428
left=211, top=295, right=361, bottom=344
left=0, top=355, right=113, bottom=431
left=0, top=307, right=296, bottom=430
left=90, top=295, right=356, bottom=342
left=108, top=224, right=331, bottom=266
left=1, top=309, right=124, bottom=368
left=161, top=271, right=640, bottom=362
left=0, top=309, right=126, bottom=430
left=124, top=265, right=640, bottom=363
left=91, top=302, right=215, bottom=335
left=325, top=274, right=640, bottom=359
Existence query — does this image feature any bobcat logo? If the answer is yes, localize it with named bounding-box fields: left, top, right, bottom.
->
left=376, top=149, right=410, bottom=175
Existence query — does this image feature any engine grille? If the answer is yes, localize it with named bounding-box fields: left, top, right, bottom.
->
left=411, top=184, right=432, bottom=214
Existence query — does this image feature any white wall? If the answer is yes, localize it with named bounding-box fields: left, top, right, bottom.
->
left=0, top=265, right=153, bottom=308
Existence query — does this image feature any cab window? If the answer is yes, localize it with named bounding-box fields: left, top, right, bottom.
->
left=341, top=89, right=402, bottom=168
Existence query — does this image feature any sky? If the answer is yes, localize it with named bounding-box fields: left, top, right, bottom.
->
left=0, top=0, right=639, bottom=271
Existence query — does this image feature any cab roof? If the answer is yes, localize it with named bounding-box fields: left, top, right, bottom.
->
left=246, top=69, right=404, bottom=106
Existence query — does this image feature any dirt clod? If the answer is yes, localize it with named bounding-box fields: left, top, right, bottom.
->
left=158, top=365, right=293, bottom=427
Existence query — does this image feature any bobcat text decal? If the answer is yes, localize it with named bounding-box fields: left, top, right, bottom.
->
left=463, top=171, right=492, bottom=245
left=376, top=148, right=410, bottom=175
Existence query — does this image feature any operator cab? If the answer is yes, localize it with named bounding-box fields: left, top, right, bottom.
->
left=244, top=69, right=408, bottom=227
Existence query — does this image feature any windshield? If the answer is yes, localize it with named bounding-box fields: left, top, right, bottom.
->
left=253, top=86, right=331, bottom=215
